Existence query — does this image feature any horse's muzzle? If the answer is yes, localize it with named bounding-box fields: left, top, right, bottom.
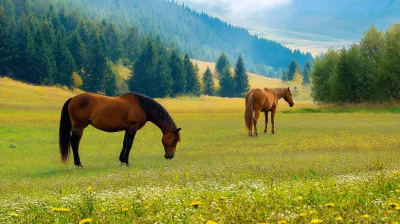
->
left=164, top=153, right=174, bottom=160
left=289, top=102, right=294, bottom=107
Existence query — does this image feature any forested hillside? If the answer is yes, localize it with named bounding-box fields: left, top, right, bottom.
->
left=47, top=0, right=313, bottom=77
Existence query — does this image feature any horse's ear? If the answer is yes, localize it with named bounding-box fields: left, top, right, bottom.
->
left=287, top=87, right=290, bottom=91
left=174, top=128, right=181, bottom=134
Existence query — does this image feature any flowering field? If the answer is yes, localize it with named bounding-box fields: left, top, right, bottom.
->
left=0, top=80, right=399, bottom=223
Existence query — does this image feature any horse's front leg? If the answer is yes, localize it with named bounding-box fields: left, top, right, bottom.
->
left=264, top=111, right=269, bottom=133
left=253, top=110, right=261, bottom=137
left=119, top=127, right=137, bottom=166
left=271, top=109, right=276, bottom=134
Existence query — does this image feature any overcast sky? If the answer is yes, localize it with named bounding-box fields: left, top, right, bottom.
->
left=177, top=0, right=399, bottom=56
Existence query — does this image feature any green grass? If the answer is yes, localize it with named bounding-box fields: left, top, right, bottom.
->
left=1, top=107, right=400, bottom=223
left=283, top=107, right=400, bottom=114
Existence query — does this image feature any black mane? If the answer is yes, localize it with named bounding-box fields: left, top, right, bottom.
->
left=133, top=93, right=177, bottom=133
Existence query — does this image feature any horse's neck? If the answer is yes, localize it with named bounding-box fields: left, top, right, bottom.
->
left=273, top=88, right=285, bottom=100
left=150, top=119, right=174, bottom=135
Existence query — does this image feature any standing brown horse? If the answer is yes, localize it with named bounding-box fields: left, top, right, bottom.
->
left=59, top=92, right=181, bottom=167
left=245, top=87, right=294, bottom=136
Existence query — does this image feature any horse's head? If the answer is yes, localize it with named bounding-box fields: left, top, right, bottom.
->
left=283, top=87, right=294, bottom=107
left=162, top=128, right=181, bottom=159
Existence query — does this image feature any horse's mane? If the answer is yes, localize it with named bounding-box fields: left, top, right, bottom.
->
left=265, top=87, right=287, bottom=97
left=133, top=93, right=177, bottom=133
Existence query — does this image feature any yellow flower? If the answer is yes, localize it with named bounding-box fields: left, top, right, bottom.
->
left=101, top=207, right=106, bottom=212
left=79, top=218, right=92, bottom=224
left=296, top=196, right=303, bottom=200
left=336, top=216, right=343, bottom=222
left=395, top=206, right=400, bottom=211
left=10, top=212, right=19, bottom=217
left=277, top=220, right=287, bottom=224
left=311, top=218, right=323, bottom=224
left=299, top=212, right=307, bottom=217
left=273, top=187, right=278, bottom=192
left=361, top=214, right=369, bottom=219
left=189, top=200, right=202, bottom=207
left=392, top=222, right=399, bottom=224
left=87, top=186, right=93, bottom=191
left=144, top=206, right=150, bottom=209
left=324, top=203, right=335, bottom=208
left=392, top=170, right=399, bottom=175
left=216, top=207, right=222, bottom=212
left=395, top=189, right=400, bottom=193
left=122, top=207, right=129, bottom=211
left=51, top=208, right=70, bottom=212
left=206, top=221, right=218, bottom=224
left=387, top=202, right=399, bottom=208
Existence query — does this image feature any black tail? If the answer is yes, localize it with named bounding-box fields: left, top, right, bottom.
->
left=59, top=98, right=72, bottom=163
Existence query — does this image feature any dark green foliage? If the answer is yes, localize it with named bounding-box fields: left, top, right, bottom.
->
left=0, top=5, right=13, bottom=76
left=233, top=54, right=250, bottom=97
left=184, top=54, right=201, bottom=96
left=54, top=30, right=76, bottom=86
left=202, top=66, right=215, bottom=96
left=219, top=65, right=235, bottom=97
left=169, top=49, right=185, bottom=96
left=302, top=61, right=311, bottom=84
left=287, top=59, right=299, bottom=81
left=215, top=53, right=230, bottom=78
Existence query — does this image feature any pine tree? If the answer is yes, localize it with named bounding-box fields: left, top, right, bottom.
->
left=169, top=48, right=185, bottom=96
left=219, top=65, right=235, bottom=97
left=104, top=22, right=123, bottom=63
left=202, top=66, right=215, bottom=96
left=302, top=61, right=311, bottom=84
left=0, top=6, right=13, bottom=76
left=233, top=53, right=250, bottom=97
left=155, top=46, right=173, bottom=97
left=215, top=52, right=230, bottom=78
left=84, top=32, right=107, bottom=93
left=128, top=39, right=158, bottom=97
left=54, top=30, right=76, bottom=86
left=103, top=60, right=118, bottom=96
left=68, top=31, right=86, bottom=71
left=287, top=58, right=299, bottom=80
left=184, top=54, right=201, bottom=96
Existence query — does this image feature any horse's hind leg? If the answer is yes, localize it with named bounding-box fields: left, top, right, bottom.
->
left=119, top=128, right=137, bottom=166
left=271, top=109, right=276, bottom=134
left=70, top=128, right=84, bottom=167
left=253, top=110, right=261, bottom=137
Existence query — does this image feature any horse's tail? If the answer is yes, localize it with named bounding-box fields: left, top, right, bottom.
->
left=59, top=98, right=72, bottom=163
left=244, top=92, right=254, bottom=132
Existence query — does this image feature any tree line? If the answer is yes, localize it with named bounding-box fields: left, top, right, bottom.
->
left=46, top=0, right=313, bottom=78
left=0, top=0, right=250, bottom=98
left=311, top=24, right=400, bottom=103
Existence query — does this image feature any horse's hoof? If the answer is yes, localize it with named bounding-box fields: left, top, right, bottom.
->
left=76, top=164, right=83, bottom=168
left=254, top=133, right=259, bottom=137
left=264, top=130, right=267, bottom=133
left=121, top=162, right=130, bottom=166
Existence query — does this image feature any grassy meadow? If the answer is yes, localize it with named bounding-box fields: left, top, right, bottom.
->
left=0, top=77, right=400, bottom=223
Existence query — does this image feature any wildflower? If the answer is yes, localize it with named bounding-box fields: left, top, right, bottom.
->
left=336, top=216, right=343, bottom=222
left=324, top=203, right=335, bottom=208
left=311, top=219, right=323, bottom=224
left=87, top=186, right=93, bottom=191
left=277, top=220, right=287, bottom=224
left=395, top=206, right=400, bottom=211
left=79, top=218, right=92, bottom=224
left=273, top=187, right=277, bottom=192
left=296, top=196, right=303, bottom=200
left=190, top=201, right=202, bottom=207
left=51, top=208, right=70, bottom=212
left=216, top=207, right=222, bottom=212
left=299, top=212, right=307, bottom=217
left=387, top=202, right=399, bottom=208
left=361, top=214, right=369, bottom=219
left=206, top=221, right=218, bottom=224
left=392, top=222, right=398, bottom=224
left=122, top=207, right=129, bottom=211
left=144, top=206, right=150, bottom=209
left=386, top=210, right=392, bottom=214
left=10, top=212, right=19, bottom=217
left=101, top=207, right=106, bottom=212
left=392, top=170, right=399, bottom=175
left=395, top=189, right=400, bottom=193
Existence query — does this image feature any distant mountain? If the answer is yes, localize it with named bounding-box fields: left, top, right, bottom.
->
left=179, top=0, right=400, bottom=55
left=52, top=0, right=313, bottom=77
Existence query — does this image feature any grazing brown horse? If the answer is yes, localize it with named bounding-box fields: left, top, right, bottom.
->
left=59, top=92, right=181, bottom=167
left=245, top=87, right=294, bottom=136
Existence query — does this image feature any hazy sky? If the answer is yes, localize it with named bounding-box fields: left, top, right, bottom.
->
left=177, top=0, right=399, bottom=56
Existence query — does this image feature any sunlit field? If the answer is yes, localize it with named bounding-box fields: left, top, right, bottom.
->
left=0, top=78, right=399, bottom=223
